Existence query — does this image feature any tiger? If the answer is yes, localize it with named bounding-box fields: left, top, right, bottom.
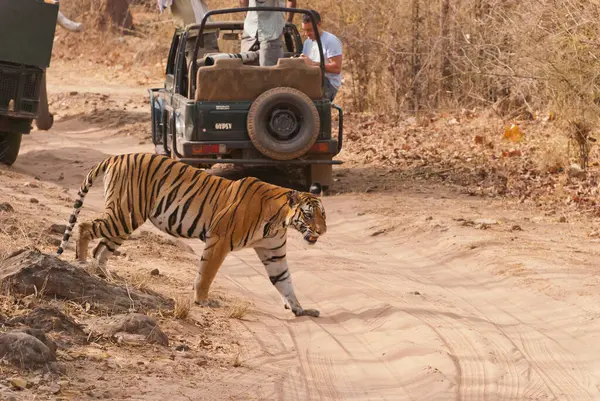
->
left=56, top=153, right=326, bottom=318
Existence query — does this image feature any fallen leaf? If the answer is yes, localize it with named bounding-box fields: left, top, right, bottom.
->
left=503, top=124, right=524, bottom=142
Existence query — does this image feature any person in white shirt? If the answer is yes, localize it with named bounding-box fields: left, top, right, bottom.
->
left=157, top=0, right=219, bottom=62
left=239, top=0, right=297, bottom=66
left=300, top=10, right=342, bottom=101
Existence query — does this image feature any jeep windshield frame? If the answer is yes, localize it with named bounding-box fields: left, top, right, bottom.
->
left=185, top=7, right=326, bottom=91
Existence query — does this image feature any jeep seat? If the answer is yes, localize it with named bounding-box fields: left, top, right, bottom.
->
left=194, top=58, right=323, bottom=102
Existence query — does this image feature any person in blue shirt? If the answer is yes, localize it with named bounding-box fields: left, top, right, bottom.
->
left=299, top=10, right=343, bottom=101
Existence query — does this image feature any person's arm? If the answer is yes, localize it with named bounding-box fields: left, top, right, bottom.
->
left=305, top=55, right=342, bottom=74
left=286, top=0, right=296, bottom=22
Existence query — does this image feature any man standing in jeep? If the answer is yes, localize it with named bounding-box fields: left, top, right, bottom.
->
left=300, top=10, right=343, bottom=101
left=239, top=0, right=297, bottom=66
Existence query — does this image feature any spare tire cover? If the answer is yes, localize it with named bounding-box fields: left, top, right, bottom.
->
left=247, top=86, right=320, bottom=161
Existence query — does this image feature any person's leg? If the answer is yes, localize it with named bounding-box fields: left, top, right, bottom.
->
left=323, top=77, right=339, bottom=101
left=241, top=32, right=256, bottom=53
left=260, top=36, right=284, bottom=66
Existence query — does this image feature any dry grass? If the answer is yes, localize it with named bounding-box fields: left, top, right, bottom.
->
left=568, top=119, right=596, bottom=169
left=227, top=300, right=250, bottom=320
left=537, top=136, right=569, bottom=174
left=128, top=270, right=151, bottom=293
left=173, top=294, right=191, bottom=320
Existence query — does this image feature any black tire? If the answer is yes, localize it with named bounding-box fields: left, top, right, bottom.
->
left=0, top=132, right=22, bottom=166
left=248, top=87, right=320, bottom=161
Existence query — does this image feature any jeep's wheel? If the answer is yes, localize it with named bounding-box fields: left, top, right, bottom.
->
left=247, top=87, right=320, bottom=161
left=0, top=132, right=22, bottom=166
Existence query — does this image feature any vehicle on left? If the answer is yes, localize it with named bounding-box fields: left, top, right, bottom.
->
left=0, top=0, right=60, bottom=165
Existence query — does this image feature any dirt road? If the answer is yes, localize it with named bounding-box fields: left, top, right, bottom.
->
left=7, top=68, right=600, bottom=400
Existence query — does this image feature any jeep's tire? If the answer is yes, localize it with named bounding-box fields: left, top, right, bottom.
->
left=247, top=87, right=320, bottom=161
left=0, top=132, right=22, bottom=166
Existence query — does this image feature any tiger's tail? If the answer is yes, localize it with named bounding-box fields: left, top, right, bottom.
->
left=56, top=156, right=113, bottom=256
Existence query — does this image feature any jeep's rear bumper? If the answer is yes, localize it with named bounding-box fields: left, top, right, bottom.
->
left=156, top=139, right=343, bottom=165
left=160, top=102, right=344, bottom=166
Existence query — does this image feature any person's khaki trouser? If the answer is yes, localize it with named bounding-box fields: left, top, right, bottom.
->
left=241, top=34, right=283, bottom=66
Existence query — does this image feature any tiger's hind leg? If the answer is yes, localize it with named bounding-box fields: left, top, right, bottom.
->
left=90, top=234, right=130, bottom=280
left=194, top=238, right=228, bottom=307
left=76, top=215, right=134, bottom=280
left=254, top=239, right=320, bottom=318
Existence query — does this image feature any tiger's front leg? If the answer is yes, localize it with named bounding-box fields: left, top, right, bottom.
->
left=254, top=244, right=320, bottom=318
left=194, top=238, right=228, bottom=307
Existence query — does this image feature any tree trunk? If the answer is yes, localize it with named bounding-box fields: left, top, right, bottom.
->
left=410, top=0, right=421, bottom=113
left=104, top=0, right=133, bottom=30
left=440, top=0, right=452, bottom=104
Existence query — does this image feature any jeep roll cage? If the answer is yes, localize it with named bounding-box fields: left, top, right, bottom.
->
left=180, top=7, right=327, bottom=95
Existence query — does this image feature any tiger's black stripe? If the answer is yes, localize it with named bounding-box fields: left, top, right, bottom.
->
left=56, top=153, right=327, bottom=275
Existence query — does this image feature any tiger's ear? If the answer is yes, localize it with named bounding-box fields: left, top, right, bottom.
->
left=287, top=190, right=300, bottom=207
left=309, top=182, right=322, bottom=197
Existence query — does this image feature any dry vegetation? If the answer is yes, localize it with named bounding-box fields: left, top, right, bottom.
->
left=47, top=0, right=600, bottom=218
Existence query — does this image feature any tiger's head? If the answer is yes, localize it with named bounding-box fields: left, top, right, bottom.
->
left=286, top=183, right=327, bottom=245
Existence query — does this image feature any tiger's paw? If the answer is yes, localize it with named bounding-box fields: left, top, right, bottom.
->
left=293, top=308, right=320, bottom=318
left=194, top=299, right=221, bottom=308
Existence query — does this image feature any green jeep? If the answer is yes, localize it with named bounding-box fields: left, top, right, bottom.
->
left=149, top=7, right=343, bottom=191
left=0, top=0, right=59, bottom=165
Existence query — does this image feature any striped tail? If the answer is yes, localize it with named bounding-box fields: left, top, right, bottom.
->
left=56, top=157, right=112, bottom=256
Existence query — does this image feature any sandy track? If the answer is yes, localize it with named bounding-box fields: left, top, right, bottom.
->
left=189, top=205, right=600, bottom=401
left=9, top=74, right=600, bottom=400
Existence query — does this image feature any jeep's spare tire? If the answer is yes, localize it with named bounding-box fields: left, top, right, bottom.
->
left=247, top=87, right=320, bottom=161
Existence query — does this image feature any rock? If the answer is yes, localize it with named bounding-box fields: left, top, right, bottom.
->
left=474, top=218, right=498, bottom=225
left=48, top=237, right=62, bottom=247
left=23, top=182, right=38, bottom=188
left=49, top=224, right=67, bottom=234
left=0, top=248, right=173, bottom=313
left=8, top=306, right=85, bottom=336
left=14, top=328, right=58, bottom=354
left=39, top=382, right=61, bottom=394
left=568, top=163, right=586, bottom=179
left=175, top=344, right=190, bottom=351
left=150, top=268, right=160, bottom=276
left=0, top=331, right=57, bottom=370
left=30, top=198, right=39, bottom=204
left=0, top=202, right=14, bottom=213
left=10, top=377, right=28, bottom=390
left=85, top=313, right=169, bottom=346
left=510, top=225, right=523, bottom=231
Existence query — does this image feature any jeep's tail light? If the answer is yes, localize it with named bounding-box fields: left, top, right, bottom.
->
left=191, top=144, right=227, bottom=155
left=310, top=143, right=329, bottom=153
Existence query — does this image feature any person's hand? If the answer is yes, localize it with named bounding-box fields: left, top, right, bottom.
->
left=301, top=56, right=315, bottom=66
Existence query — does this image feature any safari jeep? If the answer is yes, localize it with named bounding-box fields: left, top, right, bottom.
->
left=149, top=7, right=343, bottom=191
left=0, top=0, right=60, bottom=165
